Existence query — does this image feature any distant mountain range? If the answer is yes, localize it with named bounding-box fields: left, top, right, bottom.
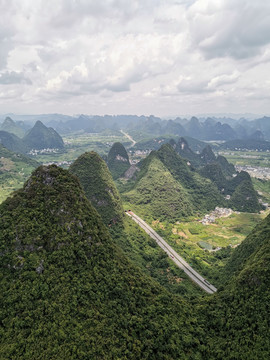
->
left=121, top=141, right=262, bottom=218
left=0, top=118, right=64, bottom=153
left=1, top=114, right=270, bottom=142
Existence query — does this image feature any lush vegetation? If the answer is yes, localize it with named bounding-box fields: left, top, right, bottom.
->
left=107, top=142, right=130, bottom=179
left=123, top=144, right=225, bottom=221
left=69, top=151, right=124, bottom=225
left=0, top=164, right=269, bottom=359
left=203, top=212, right=270, bottom=358
left=0, top=165, right=203, bottom=359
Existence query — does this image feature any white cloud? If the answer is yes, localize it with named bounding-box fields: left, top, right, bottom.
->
left=0, top=0, right=269, bottom=115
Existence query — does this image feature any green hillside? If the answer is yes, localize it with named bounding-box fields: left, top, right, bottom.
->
left=107, top=142, right=130, bottom=179
left=204, top=212, right=270, bottom=358
left=216, top=155, right=235, bottom=177
left=123, top=144, right=224, bottom=220
left=0, top=163, right=269, bottom=359
left=199, top=165, right=261, bottom=213
left=0, top=165, right=202, bottom=359
left=69, top=151, right=124, bottom=225
left=23, top=120, right=64, bottom=150
left=123, top=153, right=194, bottom=220
left=199, top=163, right=227, bottom=191
left=230, top=180, right=262, bottom=212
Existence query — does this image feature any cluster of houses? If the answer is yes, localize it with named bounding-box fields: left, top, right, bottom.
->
left=200, top=207, right=233, bottom=225
left=28, top=148, right=60, bottom=156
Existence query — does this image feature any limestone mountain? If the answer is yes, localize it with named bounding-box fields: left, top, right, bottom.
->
left=123, top=144, right=224, bottom=220
left=199, top=166, right=261, bottom=212
left=175, top=137, right=202, bottom=167
left=23, top=120, right=64, bottom=150
left=204, top=212, right=270, bottom=358
left=0, top=130, right=29, bottom=154
left=199, top=145, right=216, bottom=164
left=216, top=155, right=235, bottom=177
left=199, top=163, right=227, bottom=191
left=107, top=142, right=130, bottom=179
left=69, top=151, right=124, bottom=225
left=230, top=179, right=262, bottom=213
left=0, top=117, right=25, bottom=138
left=0, top=165, right=201, bottom=359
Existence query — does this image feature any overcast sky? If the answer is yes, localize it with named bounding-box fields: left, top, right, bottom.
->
left=0, top=0, right=270, bottom=117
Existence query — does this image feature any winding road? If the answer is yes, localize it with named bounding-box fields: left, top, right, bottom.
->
left=126, top=211, right=217, bottom=294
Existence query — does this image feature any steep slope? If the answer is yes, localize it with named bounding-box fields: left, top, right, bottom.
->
left=204, top=213, right=270, bottom=359
left=107, top=142, right=130, bottom=179
left=216, top=155, right=235, bottom=177
left=199, top=145, right=216, bottom=164
left=199, top=163, right=227, bottom=191
left=124, top=144, right=224, bottom=220
left=0, top=130, right=29, bottom=154
left=156, top=144, right=224, bottom=213
left=175, top=137, right=202, bottom=167
left=123, top=153, right=194, bottom=220
left=23, top=120, right=64, bottom=150
left=230, top=179, right=262, bottom=213
left=0, top=117, right=25, bottom=138
left=199, top=166, right=261, bottom=212
left=69, top=151, right=124, bottom=225
left=0, top=165, right=202, bottom=359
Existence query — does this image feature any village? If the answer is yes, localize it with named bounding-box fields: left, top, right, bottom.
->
left=235, top=165, right=270, bottom=180
left=200, top=207, right=233, bottom=225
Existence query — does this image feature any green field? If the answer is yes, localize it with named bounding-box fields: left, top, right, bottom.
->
left=31, top=131, right=131, bottom=165
left=140, top=210, right=268, bottom=285
left=219, top=150, right=270, bottom=167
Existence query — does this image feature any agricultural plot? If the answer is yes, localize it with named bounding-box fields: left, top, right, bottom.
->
left=30, top=131, right=130, bottom=165
left=149, top=210, right=267, bottom=284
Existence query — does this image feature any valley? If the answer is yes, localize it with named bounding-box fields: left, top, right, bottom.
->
left=1, top=1, right=270, bottom=356
left=0, top=118, right=270, bottom=359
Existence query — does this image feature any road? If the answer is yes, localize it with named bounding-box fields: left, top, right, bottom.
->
left=120, top=130, right=136, bottom=147
left=126, top=211, right=217, bottom=294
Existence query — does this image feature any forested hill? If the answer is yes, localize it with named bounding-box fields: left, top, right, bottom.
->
left=0, top=165, right=201, bottom=359
left=23, top=120, right=64, bottom=150
left=69, top=151, right=124, bottom=225
left=107, top=142, right=130, bottom=179
left=204, top=212, right=270, bottom=358
left=0, top=164, right=269, bottom=359
left=123, top=143, right=224, bottom=220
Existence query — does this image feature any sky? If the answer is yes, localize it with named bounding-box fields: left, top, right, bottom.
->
left=0, top=0, right=270, bottom=117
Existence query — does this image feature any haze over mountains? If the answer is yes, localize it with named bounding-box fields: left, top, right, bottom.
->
left=0, top=118, right=64, bottom=154
left=1, top=113, right=270, bottom=141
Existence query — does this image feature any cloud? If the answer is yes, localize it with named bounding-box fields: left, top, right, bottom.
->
left=0, top=0, right=269, bottom=115
left=207, top=71, right=240, bottom=90
left=0, top=71, right=32, bottom=85
left=188, top=0, right=270, bottom=59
